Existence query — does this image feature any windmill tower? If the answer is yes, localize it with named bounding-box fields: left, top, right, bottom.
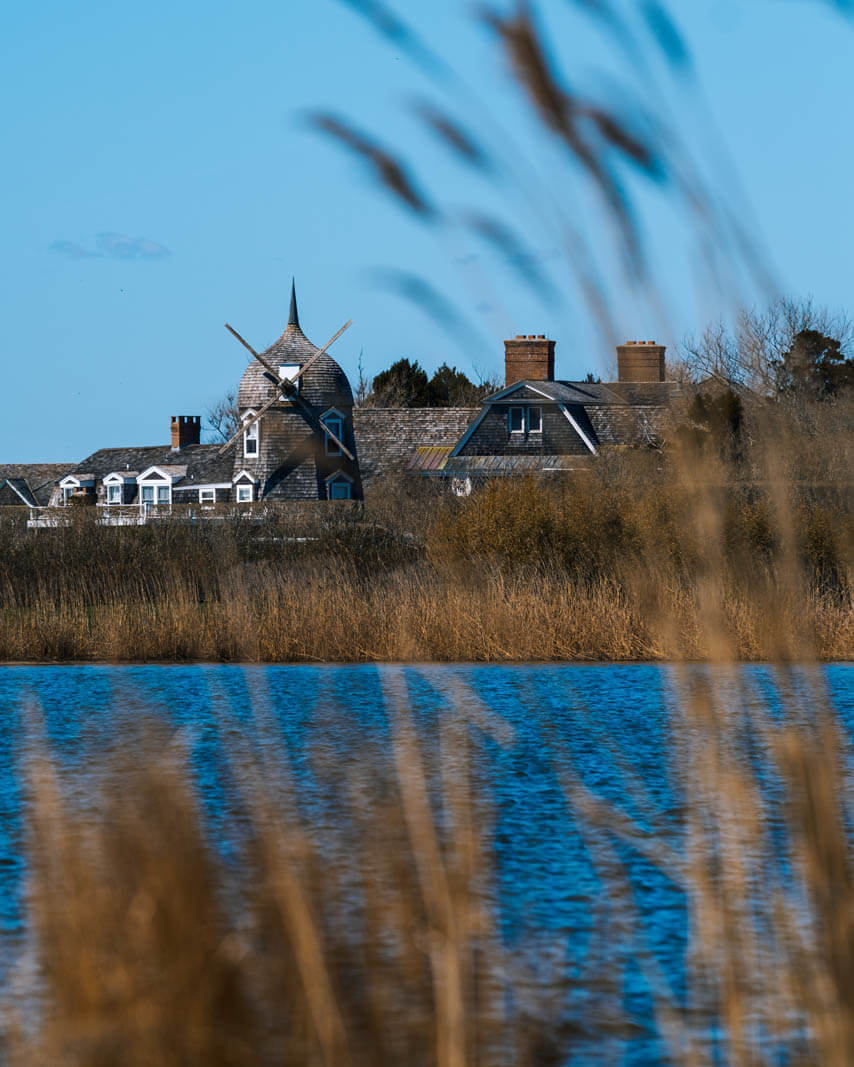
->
left=221, top=283, right=362, bottom=501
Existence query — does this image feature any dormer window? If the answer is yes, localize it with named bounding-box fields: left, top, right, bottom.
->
left=279, top=364, right=301, bottom=390
left=322, top=411, right=344, bottom=456
left=326, top=470, right=353, bottom=500
left=243, top=412, right=259, bottom=457
left=508, top=406, right=541, bottom=434
left=106, top=483, right=122, bottom=505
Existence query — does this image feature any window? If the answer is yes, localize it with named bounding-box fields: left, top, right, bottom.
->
left=199, top=488, right=216, bottom=505
left=328, top=478, right=351, bottom=500
left=508, top=406, right=541, bottom=434
left=236, top=485, right=253, bottom=503
left=62, top=486, right=75, bottom=505
left=106, top=483, right=122, bottom=504
left=141, top=484, right=170, bottom=507
left=244, top=417, right=259, bottom=457
left=324, top=417, right=343, bottom=456
left=279, top=364, right=301, bottom=388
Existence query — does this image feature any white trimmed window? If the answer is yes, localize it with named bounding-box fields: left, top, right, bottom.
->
left=243, top=413, right=259, bottom=458
left=199, top=488, right=216, bottom=505
left=106, top=483, right=122, bottom=505
left=141, top=484, right=170, bottom=506
left=236, top=484, right=253, bottom=503
left=508, top=406, right=541, bottom=434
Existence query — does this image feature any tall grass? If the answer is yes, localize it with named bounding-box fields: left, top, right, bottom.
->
left=1, top=422, right=852, bottom=1064
left=0, top=430, right=849, bottom=663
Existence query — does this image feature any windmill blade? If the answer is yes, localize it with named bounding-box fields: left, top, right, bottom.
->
left=224, top=323, right=281, bottom=382
left=289, top=391, right=356, bottom=461
left=288, top=319, right=353, bottom=385
left=217, top=388, right=284, bottom=455
left=318, top=418, right=355, bottom=462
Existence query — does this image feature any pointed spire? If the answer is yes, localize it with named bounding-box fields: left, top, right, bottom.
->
left=288, top=278, right=300, bottom=329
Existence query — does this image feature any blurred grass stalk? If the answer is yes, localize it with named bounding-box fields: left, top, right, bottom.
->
left=4, top=0, right=854, bottom=1059
left=1, top=420, right=852, bottom=1063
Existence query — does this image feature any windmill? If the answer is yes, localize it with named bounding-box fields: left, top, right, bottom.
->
left=218, top=305, right=355, bottom=464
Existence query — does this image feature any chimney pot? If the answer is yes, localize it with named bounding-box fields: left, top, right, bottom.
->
left=616, top=340, right=666, bottom=383
left=171, top=414, right=202, bottom=450
left=504, top=333, right=556, bottom=386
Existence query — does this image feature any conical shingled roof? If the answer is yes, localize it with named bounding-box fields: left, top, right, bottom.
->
left=237, top=288, right=353, bottom=411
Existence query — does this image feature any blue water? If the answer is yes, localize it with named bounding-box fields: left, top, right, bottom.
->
left=0, top=662, right=851, bottom=1063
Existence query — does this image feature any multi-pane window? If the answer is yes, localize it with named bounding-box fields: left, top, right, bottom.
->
left=141, top=485, right=169, bottom=506
left=199, top=489, right=216, bottom=505
left=106, top=483, right=122, bottom=504
left=244, top=417, right=259, bottom=457
left=508, top=406, right=542, bottom=434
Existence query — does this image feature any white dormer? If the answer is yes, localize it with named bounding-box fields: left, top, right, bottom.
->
left=102, top=470, right=138, bottom=505
left=232, top=469, right=259, bottom=503
left=137, top=466, right=187, bottom=510
left=58, top=473, right=95, bottom=505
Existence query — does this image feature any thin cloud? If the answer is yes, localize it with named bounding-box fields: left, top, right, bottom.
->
left=49, top=240, right=99, bottom=259
left=96, top=232, right=170, bottom=259
left=49, top=233, right=170, bottom=260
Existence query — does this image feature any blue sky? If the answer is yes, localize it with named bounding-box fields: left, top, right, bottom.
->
left=1, top=0, right=852, bottom=461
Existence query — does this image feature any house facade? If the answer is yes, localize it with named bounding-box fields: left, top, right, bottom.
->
left=4, top=292, right=687, bottom=518
left=403, top=336, right=684, bottom=487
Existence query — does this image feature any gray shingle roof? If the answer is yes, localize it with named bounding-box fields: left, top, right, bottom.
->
left=0, top=478, right=39, bottom=506
left=0, top=463, right=73, bottom=505
left=489, top=379, right=684, bottom=406
left=71, top=444, right=234, bottom=486
left=237, top=322, right=354, bottom=411
left=353, top=408, right=479, bottom=483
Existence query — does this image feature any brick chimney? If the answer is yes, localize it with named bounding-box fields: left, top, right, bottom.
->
left=171, top=415, right=201, bottom=450
left=504, top=334, right=555, bottom=386
left=616, top=341, right=666, bottom=383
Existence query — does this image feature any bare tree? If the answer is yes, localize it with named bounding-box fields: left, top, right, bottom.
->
left=204, top=389, right=240, bottom=443
left=354, top=348, right=371, bottom=407
left=680, top=297, right=854, bottom=395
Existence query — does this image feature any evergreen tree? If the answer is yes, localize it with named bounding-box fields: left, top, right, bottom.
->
left=773, top=329, right=854, bottom=401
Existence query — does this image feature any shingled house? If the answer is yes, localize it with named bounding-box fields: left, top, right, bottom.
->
left=44, top=288, right=363, bottom=516
left=406, top=335, right=684, bottom=487
left=0, top=465, right=73, bottom=507
left=5, top=289, right=687, bottom=517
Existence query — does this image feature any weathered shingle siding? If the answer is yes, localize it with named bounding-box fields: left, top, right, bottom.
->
left=234, top=406, right=362, bottom=501
left=353, top=408, right=479, bottom=484
left=459, top=404, right=591, bottom=456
